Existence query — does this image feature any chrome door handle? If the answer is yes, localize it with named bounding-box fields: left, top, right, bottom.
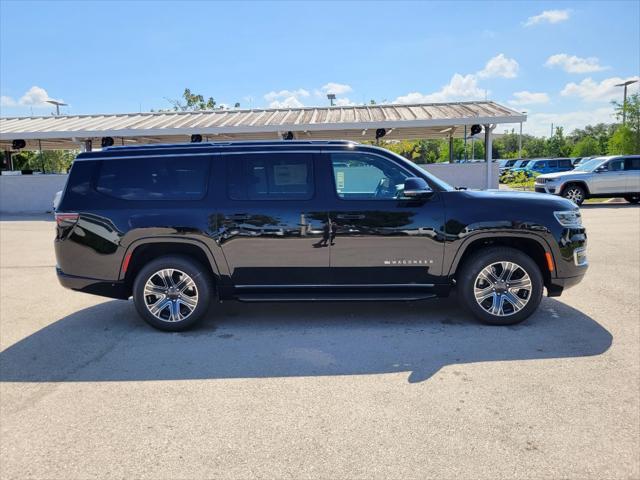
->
left=336, top=214, right=365, bottom=220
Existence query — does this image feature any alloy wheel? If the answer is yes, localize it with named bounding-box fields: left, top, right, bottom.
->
left=143, top=268, right=199, bottom=322
left=473, top=261, right=532, bottom=317
left=564, top=187, right=584, bottom=204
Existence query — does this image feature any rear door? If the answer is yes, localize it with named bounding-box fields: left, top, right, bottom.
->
left=624, top=157, right=640, bottom=193
left=217, top=151, right=329, bottom=286
left=324, top=150, right=445, bottom=286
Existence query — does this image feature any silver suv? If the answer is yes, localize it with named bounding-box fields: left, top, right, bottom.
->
left=535, top=155, right=640, bottom=205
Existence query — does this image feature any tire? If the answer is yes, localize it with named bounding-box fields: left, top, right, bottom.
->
left=132, top=255, right=212, bottom=331
left=624, top=194, right=640, bottom=204
left=562, top=184, right=586, bottom=205
left=457, top=247, right=544, bottom=326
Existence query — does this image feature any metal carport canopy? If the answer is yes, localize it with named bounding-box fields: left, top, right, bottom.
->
left=0, top=101, right=526, bottom=151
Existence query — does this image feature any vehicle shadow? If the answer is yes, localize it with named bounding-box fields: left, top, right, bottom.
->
left=0, top=297, right=612, bottom=384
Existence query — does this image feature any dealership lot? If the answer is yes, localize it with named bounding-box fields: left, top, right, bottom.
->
left=0, top=205, right=638, bottom=479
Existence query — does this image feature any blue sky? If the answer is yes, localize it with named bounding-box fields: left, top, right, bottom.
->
left=1, top=0, right=638, bottom=136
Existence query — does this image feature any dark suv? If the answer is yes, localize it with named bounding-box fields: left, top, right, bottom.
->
left=55, top=141, right=588, bottom=331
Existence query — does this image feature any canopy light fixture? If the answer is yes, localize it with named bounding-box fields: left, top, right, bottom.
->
left=470, top=124, right=482, bottom=136
left=190, top=134, right=203, bottom=143
left=12, top=139, right=26, bottom=150
left=101, top=136, right=114, bottom=148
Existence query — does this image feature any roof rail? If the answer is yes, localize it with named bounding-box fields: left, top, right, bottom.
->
left=102, top=139, right=359, bottom=151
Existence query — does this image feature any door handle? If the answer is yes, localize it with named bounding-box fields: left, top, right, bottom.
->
left=336, top=214, right=365, bottom=220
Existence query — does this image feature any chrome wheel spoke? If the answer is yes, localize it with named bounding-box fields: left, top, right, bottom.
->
left=149, top=296, right=170, bottom=316
left=508, top=276, right=531, bottom=290
left=489, top=293, right=505, bottom=316
left=178, top=293, right=198, bottom=310
left=169, top=300, right=181, bottom=322
left=144, top=284, right=166, bottom=296
left=503, top=291, right=527, bottom=312
left=474, top=285, right=494, bottom=303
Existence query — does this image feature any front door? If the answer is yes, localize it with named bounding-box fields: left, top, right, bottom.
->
left=324, top=151, right=445, bottom=286
left=590, top=158, right=627, bottom=194
left=217, top=152, right=329, bottom=286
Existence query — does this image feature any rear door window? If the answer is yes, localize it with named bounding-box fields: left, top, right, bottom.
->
left=624, top=158, right=640, bottom=170
left=227, top=153, right=314, bottom=200
left=96, top=156, right=209, bottom=201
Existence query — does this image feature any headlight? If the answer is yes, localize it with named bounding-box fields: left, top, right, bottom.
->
left=554, top=210, right=582, bottom=227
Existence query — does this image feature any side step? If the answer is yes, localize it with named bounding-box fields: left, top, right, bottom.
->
left=236, top=291, right=438, bottom=303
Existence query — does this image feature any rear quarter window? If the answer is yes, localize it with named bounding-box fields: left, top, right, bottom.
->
left=95, top=156, right=209, bottom=201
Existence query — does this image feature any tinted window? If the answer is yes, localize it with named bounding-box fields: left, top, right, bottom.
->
left=96, top=157, right=209, bottom=201
left=531, top=161, right=546, bottom=170
left=608, top=159, right=624, bottom=171
left=548, top=160, right=558, bottom=168
left=625, top=158, right=640, bottom=170
left=331, top=152, right=412, bottom=200
left=227, top=153, right=314, bottom=200
left=558, top=159, right=572, bottom=168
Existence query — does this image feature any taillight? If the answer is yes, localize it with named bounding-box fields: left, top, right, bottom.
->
left=55, top=212, right=79, bottom=227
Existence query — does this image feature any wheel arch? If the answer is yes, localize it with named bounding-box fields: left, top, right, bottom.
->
left=119, top=237, right=223, bottom=292
left=561, top=180, right=591, bottom=196
left=449, top=233, right=554, bottom=287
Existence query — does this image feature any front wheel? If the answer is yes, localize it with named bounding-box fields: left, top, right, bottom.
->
left=133, top=255, right=212, bottom=331
left=562, top=184, right=586, bottom=205
left=624, top=194, right=639, bottom=204
left=457, top=247, right=544, bottom=326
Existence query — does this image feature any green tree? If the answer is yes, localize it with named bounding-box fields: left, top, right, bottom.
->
left=608, top=126, right=636, bottom=154
left=611, top=93, right=640, bottom=153
left=545, top=127, right=571, bottom=157
left=571, top=136, right=600, bottom=157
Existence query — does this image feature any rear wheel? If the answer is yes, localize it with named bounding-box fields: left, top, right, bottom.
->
left=562, top=184, right=586, bottom=205
left=458, top=247, right=544, bottom=326
left=624, top=194, right=639, bottom=204
left=133, top=255, right=212, bottom=331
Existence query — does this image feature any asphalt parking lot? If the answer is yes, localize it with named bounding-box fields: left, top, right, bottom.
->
left=0, top=205, right=638, bottom=479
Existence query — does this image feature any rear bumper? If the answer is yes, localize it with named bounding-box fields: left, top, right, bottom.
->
left=56, top=267, right=130, bottom=299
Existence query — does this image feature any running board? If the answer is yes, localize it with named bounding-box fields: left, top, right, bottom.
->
left=236, top=291, right=438, bottom=303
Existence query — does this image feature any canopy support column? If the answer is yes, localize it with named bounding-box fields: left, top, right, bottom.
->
left=449, top=134, right=454, bottom=163
left=484, top=124, right=495, bottom=190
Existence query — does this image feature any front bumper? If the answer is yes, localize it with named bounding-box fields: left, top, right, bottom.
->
left=534, top=182, right=560, bottom=195
left=547, top=272, right=587, bottom=297
left=56, top=267, right=130, bottom=299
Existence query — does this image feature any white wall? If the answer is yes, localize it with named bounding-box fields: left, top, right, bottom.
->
left=0, top=163, right=497, bottom=213
left=0, top=174, right=68, bottom=214
left=423, top=163, right=499, bottom=190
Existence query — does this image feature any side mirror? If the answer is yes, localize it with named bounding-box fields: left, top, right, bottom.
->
left=595, top=165, right=608, bottom=173
left=403, top=177, right=433, bottom=198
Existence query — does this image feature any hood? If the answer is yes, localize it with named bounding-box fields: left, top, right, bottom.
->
left=537, top=170, right=589, bottom=180
left=459, top=188, right=576, bottom=210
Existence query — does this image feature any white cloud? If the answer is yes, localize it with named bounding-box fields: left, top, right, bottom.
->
left=524, top=9, right=570, bottom=27
left=477, top=54, right=519, bottom=79
left=561, top=76, right=640, bottom=102
left=509, top=91, right=550, bottom=106
left=264, top=88, right=310, bottom=108
left=545, top=54, right=608, bottom=73
left=394, top=54, right=518, bottom=104
left=334, top=97, right=356, bottom=106
left=0, top=85, right=63, bottom=109
left=395, top=73, right=484, bottom=104
left=321, top=82, right=352, bottom=95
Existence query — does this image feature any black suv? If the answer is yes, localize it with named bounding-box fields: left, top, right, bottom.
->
left=55, top=140, right=588, bottom=331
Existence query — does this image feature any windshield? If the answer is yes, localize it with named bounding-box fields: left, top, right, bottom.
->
left=575, top=157, right=607, bottom=172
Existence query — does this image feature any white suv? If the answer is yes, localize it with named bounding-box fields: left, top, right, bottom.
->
left=535, top=155, right=640, bottom=205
